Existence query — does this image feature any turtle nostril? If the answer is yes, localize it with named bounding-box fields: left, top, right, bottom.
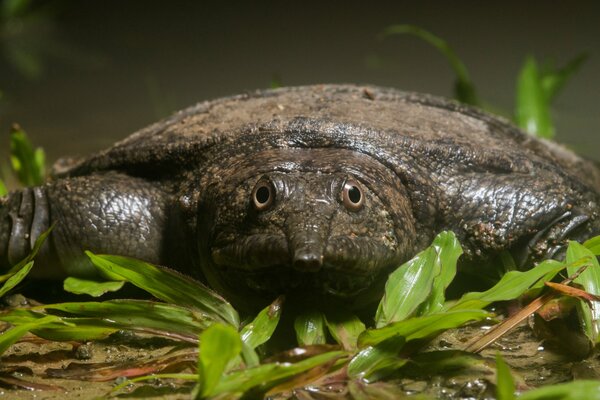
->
left=293, top=250, right=323, bottom=272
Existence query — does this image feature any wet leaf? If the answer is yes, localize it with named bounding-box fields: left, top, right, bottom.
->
left=0, top=261, right=33, bottom=297
left=241, top=296, right=283, bottom=350
left=566, top=242, right=600, bottom=343
left=63, top=277, right=125, bottom=297
left=294, top=310, right=326, bottom=346
left=196, top=324, right=242, bottom=398
left=86, top=252, right=239, bottom=327
left=418, top=231, right=463, bottom=315
left=324, top=310, right=365, bottom=351
left=584, top=235, right=600, bottom=256
left=518, top=380, right=600, bottom=400
left=409, top=350, right=493, bottom=375
left=348, top=336, right=407, bottom=382
left=496, top=353, right=516, bottom=400
left=383, top=24, right=479, bottom=105
left=0, top=226, right=53, bottom=298
left=515, top=56, right=553, bottom=138
left=47, top=352, right=196, bottom=381
left=545, top=281, right=600, bottom=303
left=213, top=350, right=346, bottom=396
left=447, top=259, right=564, bottom=311
left=35, top=300, right=213, bottom=343
left=40, top=299, right=211, bottom=341
left=9, top=125, right=45, bottom=186
left=0, top=309, right=117, bottom=342
left=360, top=309, right=489, bottom=347
left=376, top=246, right=438, bottom=327
left=0, top=314, right=63, bottom=354
left=0, top=374, right=64, bottom=391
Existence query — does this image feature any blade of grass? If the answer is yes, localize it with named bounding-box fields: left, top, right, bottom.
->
left=518, top=380, right=600, bottom=400
left=566, top=241, right=600, bottom=343
left=2, top=225, right=52, bottom=279
left=0, top=315, right=63, bottom=354
left=324, top=310, right=365, bottom=351
left=0, top=261, right=33, bottom=297
left=382, top=24, right=479, bottom=105
left=360, top=309, right=489, bottom=347
left=515, top=56, right=553, bottom=138
left=196, top=324, right=242, bottom=398
left=347, top=336, right=407, bottom=382
left=495, top=353, right=516, bottom=400
left=63, top=277, right=125, bottom=297
left=39, top=299, right=211, bottom=341
left=294, top=310, right=326, bottom=346
left=9, top=124, right=45, bottom=186
left=241, top=296, right=283, bottom=350
left=86, top=252, right=239, bottom=327
left=0, top=309, right=118, bottom=342
left=446, top=259, right=565, bottom=311
left=0, top=179, right=6, bottom=196
left=212, top=350, right=346, bottom=396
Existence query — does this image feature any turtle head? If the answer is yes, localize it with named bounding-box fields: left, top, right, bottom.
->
left=197, top=149, right=416, bottom=307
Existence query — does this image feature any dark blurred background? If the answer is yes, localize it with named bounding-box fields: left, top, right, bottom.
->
left=0, top=1, right=599, bottom=173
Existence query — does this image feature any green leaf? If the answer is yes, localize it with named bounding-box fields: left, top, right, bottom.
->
left=0, top=225, right=53, bottom=297
left=447, top=259, right=564, bottom=311
left=541, top=53, right=587, bottom=102
left=566, top=241, right=600, bottom=343
left=515, top=56, right=553, bottom=138
left=40, top=299, right=211, bottom=340
left=375, top=246, right=438, bottom=327
left=294, top=310, right=326, bottom=346
left=584, top=235, right=600, bottom=256
left=324, top=311, right=365, bottom=351
left=418, top=231, right=463, bottom=315
left=240, top=296, right=283, bottom=350
left=495, top=353, right=516, bottom=400
left=10, top=125, right=45, bottom=186
left=213, top=350, right=346, bottom=396
left=0, top=261, right=33, bottom=297
left=63, top=277, right=125, bottom=297
left=196, top=324, right=243, bottom=398
left=0, top=315, right=63, bottom=355
left=0, top=308, right=117, bottom=343
left=359, top=309, right=489, bottom=347
left=382, top=24, right=479, bottom=106
left=519, top=380, right=600, bottom=400
left=0, top=179, right=6, bottom=196
left=86, top=252, right=239, bottom=327
left=348, top=336, right=407, bottom=382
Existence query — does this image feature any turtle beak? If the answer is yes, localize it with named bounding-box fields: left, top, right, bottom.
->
left=287, top=221, right=327, bottom=272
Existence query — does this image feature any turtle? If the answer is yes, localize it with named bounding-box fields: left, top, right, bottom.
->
left=1, top=84, right=599, bottom=308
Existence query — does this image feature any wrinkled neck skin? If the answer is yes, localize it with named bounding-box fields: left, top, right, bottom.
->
left=195, top=148, right=418, bottom=310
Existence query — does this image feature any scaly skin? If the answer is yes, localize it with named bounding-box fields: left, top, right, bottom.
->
left=1, top=85, right=599, bottom=308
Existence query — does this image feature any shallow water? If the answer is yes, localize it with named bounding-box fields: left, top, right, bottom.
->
left=0, top=1, right=599, bottom=177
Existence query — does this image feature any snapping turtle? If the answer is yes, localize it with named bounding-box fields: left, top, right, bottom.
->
left=1, top=85, right=599, bottom=307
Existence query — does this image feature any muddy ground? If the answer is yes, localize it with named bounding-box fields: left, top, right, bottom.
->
left=1, top=313, right=599, bottom=399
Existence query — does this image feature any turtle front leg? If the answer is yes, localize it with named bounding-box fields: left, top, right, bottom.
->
left=1, top=172, right=171, bottom=279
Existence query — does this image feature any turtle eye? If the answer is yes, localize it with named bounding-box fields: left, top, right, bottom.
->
left=341, top=179, right=364, bottom=211
left=252, top=179, right=275, bottom=211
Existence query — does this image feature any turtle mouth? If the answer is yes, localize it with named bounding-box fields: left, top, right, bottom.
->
left=210, top=234, right=400, bottom=298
